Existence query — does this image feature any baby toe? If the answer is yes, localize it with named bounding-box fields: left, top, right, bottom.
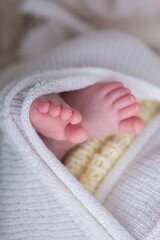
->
left=65, top=123, right=88, bottom=143
left=33, top=97, right=50, bottom=113
left=49, top=102, right=61, bottom=117
left=118, top=103, right=141, bottom=120
left=112, top=94, right=136, bottom=110
left=99, top=81, right=123, bottom=96
left=118, top=116, right=144, bottom=134
left=60, top=107, right=72, bottom=121
left=106, top=87, right=131, bottom=103
left=70, top=109, right=82, bottom=124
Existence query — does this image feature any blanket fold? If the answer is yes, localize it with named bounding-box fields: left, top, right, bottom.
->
left=1, top=31, right=160, bottom=239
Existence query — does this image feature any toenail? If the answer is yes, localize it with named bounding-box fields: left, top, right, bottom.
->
left=55, top=106, right=60, bottom=113
left=126, top=89, right=130, bottom=93
left=67, top=109, right=72, bottom=114
left=134, top=104, right=140, bottom=111
left=118, top=82, right=123, bottom=87
left=56, top=106, right=60, bottom=111
left=130, top=96, right=135, bottom=103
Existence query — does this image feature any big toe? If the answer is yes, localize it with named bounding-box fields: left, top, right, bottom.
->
left=65, top=124, right=88, bottom=143
left=118, top=116, right=144, bottom=135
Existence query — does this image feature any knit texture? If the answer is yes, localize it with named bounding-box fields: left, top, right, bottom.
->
left=1, top=31, right=160, bottom=239
left=0, top=135, right=89, bottom=240
left=104, top=129, right=160, bottom=240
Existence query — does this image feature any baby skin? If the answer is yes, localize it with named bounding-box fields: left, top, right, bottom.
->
left=29, top=82, right=144, bottom=159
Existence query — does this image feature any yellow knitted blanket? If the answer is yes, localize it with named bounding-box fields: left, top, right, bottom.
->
left=63, top=100, right=160, bottom=194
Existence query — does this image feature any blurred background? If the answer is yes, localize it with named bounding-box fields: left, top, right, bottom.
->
left=1, top=0, right=160, bottom=70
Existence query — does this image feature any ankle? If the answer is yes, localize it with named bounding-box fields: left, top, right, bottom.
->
left=40, top=134, right=77, bottom=160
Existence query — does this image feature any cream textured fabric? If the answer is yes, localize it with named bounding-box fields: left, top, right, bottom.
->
left=0, top=31, right=160, bottom=239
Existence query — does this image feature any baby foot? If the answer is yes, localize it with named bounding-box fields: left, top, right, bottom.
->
left=29, top=93, right=88, bottom=143
left=62, top=82, right=144, bottom=139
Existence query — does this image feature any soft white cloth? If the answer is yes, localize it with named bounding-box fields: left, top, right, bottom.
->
left=104, top=127, right=160, bottom=240
left=0, top=30, right=160, bottom=239
left=19, top=0, right=160, bottom=59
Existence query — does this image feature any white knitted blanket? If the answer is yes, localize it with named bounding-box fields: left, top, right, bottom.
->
left=0, top=31, right=160, bottom=239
